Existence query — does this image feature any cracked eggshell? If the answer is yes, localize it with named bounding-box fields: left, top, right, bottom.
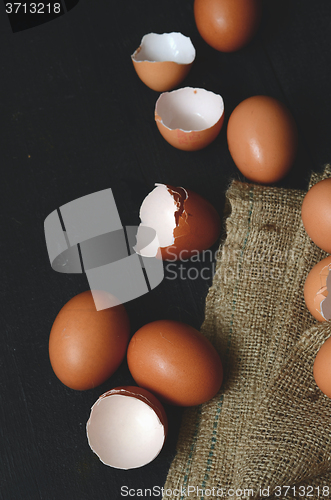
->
left=155, top=87, right=224, bottom=151
left=131, top=32, right=195, bottom=92
left=86, top=386, right=167, bottom=469
left=304, top=256, right=331, bottom=322
left=134, top=183, right=221, bottom=260
left=194, top=0, right=263, bottom=52
left=301, top=178, right=331, bottom=253
left=227, top=96, right=298, bottom=184
left=49, top=290, right=130, bottom=390
left=127, top=320, right=223, bottom=406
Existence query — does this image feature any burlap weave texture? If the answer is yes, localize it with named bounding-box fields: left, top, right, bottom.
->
left=163, top=166, right=331, bottom=499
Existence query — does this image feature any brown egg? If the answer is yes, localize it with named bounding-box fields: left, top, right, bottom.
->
left=49, top=290, right=130, bottom=390
left=304, top=256, right=331, bottom=322
left=127, top=320, right=223, bottom=406
left=134, top=183, right=221, bottom=261
left=314, top=336, right=331, bottom=398
left=301, top=179, right=331, bottom=253
left=155, top=87, right=224, bottom=151
left=194, top=0, right=263, bottom=52
left=227, top=96, right=298, bottom=184
left=131, top=32, right=195, bottom=92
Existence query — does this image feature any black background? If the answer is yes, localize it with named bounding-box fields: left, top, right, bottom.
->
left=1, top=1, right=331, bottom=499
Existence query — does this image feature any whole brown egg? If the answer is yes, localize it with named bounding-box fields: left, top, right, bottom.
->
left=314, top=337, right=331, bottom=398
left=227, top=96, right=298, bottom=184
left=49, top=290, right=130, bottom=390
left=127, top=319, right=223, bottom=406
left=301, top=179, right=331, bottom=253
left=194, top=0, right=263, bottom=52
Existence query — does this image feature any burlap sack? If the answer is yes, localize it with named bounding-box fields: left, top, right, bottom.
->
left=163, top=166, right=331, bottom=500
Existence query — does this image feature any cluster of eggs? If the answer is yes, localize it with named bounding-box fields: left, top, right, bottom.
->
left=125, top=0, right=331, bottom=470
left=49, top=148, right=224, bottom=468
left=48, top=0, right=318, bottom=473
left=301, top=179, right=331, bottom=398
left=130, top=1, right=299, bottom=186
left=49, top=291, right=223, bottom=469
left=133, top=0, right=331, bottom=428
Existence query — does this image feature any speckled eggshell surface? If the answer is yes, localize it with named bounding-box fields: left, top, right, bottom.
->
left=127, top=319, right=223, bottom=406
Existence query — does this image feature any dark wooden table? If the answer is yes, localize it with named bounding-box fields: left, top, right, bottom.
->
left=1, top=1, right=331, bottom=499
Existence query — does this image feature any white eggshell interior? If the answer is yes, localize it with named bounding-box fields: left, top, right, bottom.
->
left=133, top=224, right=161, bottom=258
left=134, top=184, right=178, bottom=257
left=156, top=88, right=224, bottom=132
left=87, top=394, right=166, bottom=469
left=132, top=32, right=195, bottom=64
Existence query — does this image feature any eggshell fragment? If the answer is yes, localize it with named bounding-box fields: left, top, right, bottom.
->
left=131, top=32, right=196, bottom=92
left=134, top=183, right=221, bottom=260
left=127, top=320, right=223, bottom=406
left=314, top=337, right=331, bottom=398
left=49, top=290, right=130, bottom=390
left=155, top=87, right=224, bottom=151
left=194, top=0, right=263, bottom=52
left=304, top=256, right=331, bottom=322
left=86, top=386, right=167, bottom=469
left=301, top=179, right=331, bottom=253
left=227, top=95, right=298, bottom=184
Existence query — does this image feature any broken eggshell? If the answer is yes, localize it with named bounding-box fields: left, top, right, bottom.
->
left=134, top=183, right=221, bottom=260
left=131, top=32, right=195, bottom=92
left=304, top=256, right=331, bottom=322
left=86, top=386, right=167, bottom=469
left=155, top=87, right=224, bottom=151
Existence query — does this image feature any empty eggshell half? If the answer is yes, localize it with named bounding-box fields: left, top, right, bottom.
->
left=86, top=386, right=167, bottom=469
left=155, top=87, right=224, bottom=151
left=131, top=32, right=196, bottom=92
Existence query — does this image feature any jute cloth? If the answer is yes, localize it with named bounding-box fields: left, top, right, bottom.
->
left=163, top=166, right=331, bottom=499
